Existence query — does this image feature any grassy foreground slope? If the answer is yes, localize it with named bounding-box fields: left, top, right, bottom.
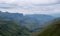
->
left=38, top=18, right=60, bottom=36
left=0, top=17, right=30, bottom=36
left=31, top=18, right=60, bottom=36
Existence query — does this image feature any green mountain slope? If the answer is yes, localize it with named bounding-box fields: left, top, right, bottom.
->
left=37, top=18, right=60, bottom=36
left=31, top=18, right=60, bottom=36
left=0, top=17, right=30, bottom=36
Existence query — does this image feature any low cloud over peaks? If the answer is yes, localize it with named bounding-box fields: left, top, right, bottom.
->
left=0, top=0, right=60, bottom=14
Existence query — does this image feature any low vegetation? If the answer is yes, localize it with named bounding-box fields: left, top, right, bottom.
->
left=31, top=18, right=60, bottom=36
left=0, top=17, right=30, bottom=36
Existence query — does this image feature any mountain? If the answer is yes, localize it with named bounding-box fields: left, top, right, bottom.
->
left=25, top=14, right=54, bottom=22
left=0, top=17, right=30, bottom=36
left=49, top=13, right=60, bottom=17
left=0, top=11, right=55, bottom=32
left=33, top=17, right=60, bottom=36
left=24, top=14, right=55, bottom=31
left=0, top=11, right=24, bottom=25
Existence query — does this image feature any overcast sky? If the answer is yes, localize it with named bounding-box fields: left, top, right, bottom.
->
left=0, top=0, right=60, bottom=14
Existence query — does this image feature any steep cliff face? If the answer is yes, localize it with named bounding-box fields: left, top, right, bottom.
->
left=0, top=11, right=24, bottom=25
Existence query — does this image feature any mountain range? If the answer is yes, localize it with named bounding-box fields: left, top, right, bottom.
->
left=0, top=11, right=55, bottom=31
left=49, top=13, right=60, bottom=17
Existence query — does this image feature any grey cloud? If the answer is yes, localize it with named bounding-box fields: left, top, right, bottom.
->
left=0, top=3, right=18, bottom=9
left=0, top=0, right=60, bottom=14
left=33, top=2, right=60, bottom=6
